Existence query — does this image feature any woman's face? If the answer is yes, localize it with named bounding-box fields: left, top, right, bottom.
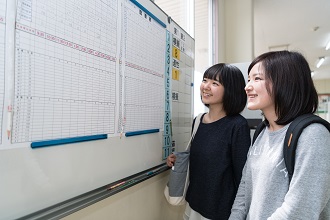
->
left=200, top=77, right=224, bottom=106
left=245, top=62, right=274, bottom=114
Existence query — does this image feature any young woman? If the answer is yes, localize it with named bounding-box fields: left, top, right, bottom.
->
left=229, top=51, right=330, bottom=219
left=167, top=63, right=251, bottom=220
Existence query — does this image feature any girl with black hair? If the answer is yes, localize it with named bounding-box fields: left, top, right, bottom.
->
left=167, top=63, right=251, bottom=220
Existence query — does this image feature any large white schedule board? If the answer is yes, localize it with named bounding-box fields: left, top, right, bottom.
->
left=0, top=0, right=194, bottom=219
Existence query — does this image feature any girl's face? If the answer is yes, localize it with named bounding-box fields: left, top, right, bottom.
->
left=245, top=62, right=274, bottom=113
left=200, top=77, right=224, bottom=106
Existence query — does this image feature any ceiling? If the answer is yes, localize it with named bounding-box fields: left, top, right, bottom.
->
left=254, top=0, right=330, bottom=80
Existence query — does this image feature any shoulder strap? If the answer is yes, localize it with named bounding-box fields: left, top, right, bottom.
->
left=284, top=114, right=330, bottom=182
left=252, top=121, right=267, bottom=145
left=186, top=113, right=203, bottom=150
left=191, top=113, right=203, bottom=137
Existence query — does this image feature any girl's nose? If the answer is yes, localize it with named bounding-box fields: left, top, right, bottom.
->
left=245, top=82, right=252, bottom=91
left=204, top=81, right=211, bottom=89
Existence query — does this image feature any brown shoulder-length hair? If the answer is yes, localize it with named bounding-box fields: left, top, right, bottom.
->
left=248, top=50, right=318, bottom=125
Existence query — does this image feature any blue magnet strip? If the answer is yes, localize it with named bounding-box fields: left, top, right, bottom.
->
left=31, top=134, right=108, bottom=148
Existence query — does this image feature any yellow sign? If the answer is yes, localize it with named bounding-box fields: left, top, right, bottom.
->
left=172, top=47, right=180, bottom=60
left=172, top=68, right=180, bottom=80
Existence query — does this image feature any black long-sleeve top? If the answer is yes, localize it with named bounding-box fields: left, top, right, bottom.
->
left=185, top=114, right=251, bottom=220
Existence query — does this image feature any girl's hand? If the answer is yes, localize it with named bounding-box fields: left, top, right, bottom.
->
left=166, top=154, right=176, bottom=167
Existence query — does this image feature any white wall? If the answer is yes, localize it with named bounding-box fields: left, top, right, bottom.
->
left=314, top=79, right=330, bottom=94
left=221, top=0, right=254, bottom=63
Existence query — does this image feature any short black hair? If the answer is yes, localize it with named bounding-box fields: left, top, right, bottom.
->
left=202, top=63, right=247, bottom=116
left=248, top=50, right=318, bottom=125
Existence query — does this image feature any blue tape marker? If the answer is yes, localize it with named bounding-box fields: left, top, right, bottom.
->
left=31, top=134, right=107, bottom=149
left=125, top=129, right=159, bottom=137
left=130, top=0, right=166, bottom=28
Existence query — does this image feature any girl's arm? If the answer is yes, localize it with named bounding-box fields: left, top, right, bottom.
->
left=229, top=163, right=249, bottom=220
left=269, top=124, right=330, bottom=219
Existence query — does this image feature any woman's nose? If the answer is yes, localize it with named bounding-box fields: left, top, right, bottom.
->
left=245, top=82, right=252, bottom=91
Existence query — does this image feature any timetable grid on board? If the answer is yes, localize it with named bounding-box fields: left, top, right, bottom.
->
left=0, top=2, right=5, bottom=144
left=119, top=1, right=166, bottom=133
left=12, top=0, right=118, bottom=143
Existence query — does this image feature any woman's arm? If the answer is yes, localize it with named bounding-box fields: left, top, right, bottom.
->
left=229, top=163, right=249, bottom=220
left=269, top=124, right=330, bottom=219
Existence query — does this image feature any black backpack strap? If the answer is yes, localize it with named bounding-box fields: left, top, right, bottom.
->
left=252, top=121, right=267, bottom=145
left=284, top=114, right=330, bottom=182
